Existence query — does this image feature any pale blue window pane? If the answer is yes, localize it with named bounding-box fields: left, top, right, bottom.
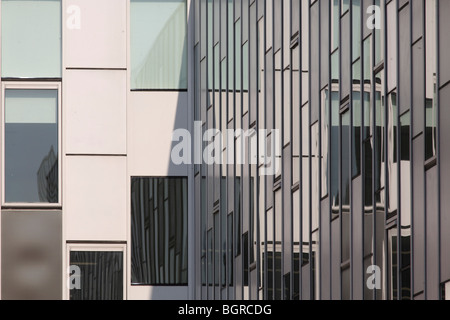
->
left=352, top=0, right=361, bottom=60
left=5, top=89, right=59, bottom=203
left=131, top=0, right=187, bottom=90
left=1, top=0, right=61, bottom=78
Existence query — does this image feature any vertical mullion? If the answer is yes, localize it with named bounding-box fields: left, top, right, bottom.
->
left=371, top=0, right=377, bottom=301
left=263, top=0, right=269, bottom=302
left=280, top=0, right=285, bottom=301
left=298, top=0, right=303, bottom=302
left=383, top=0, right=388, bottom=301
left=271, top=0, right=276, bottom=301
left=349, top=0, right=354, bottom=301
left=255, top=0, right=261, bottom=301
left=359, top=0, right=365, bottom=299
left=289, top=0, right=294, bottom=301
left=436, top=0, right=441, bottom=300
left=224, top=0, right=229, bottom=300
left=317, top=0, right=322, bottom=301
left=395, top=0, right=401, bottom=301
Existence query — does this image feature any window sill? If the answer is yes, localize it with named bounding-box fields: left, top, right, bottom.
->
left=2, top=204, right=62, bottom=210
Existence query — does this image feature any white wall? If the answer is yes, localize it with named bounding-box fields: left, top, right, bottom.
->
left=61, top=0, right=193, bottom=300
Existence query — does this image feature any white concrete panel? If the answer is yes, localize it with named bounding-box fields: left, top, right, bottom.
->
left=64, top=70, right=127, bottom=155
left=128, top=286, right=188, bottom=300
left=128, top=92, right=189, bottom=176
left=65, top=156, right=127, bottom=241
left=64, top=0, right=126, bottom=68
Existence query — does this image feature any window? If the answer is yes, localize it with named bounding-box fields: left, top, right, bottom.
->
left=131, top=177, right=188, bottom=285
left=130, top=0, right=187, bottom=90
left=68, top=244, right=126, bottom=300
left=1, top=0, right=61, bottom=78
left=3, top=85, right=60, bottom=205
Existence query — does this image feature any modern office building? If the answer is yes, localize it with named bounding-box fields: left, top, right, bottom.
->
left=0, top=0, right=449, bottom=301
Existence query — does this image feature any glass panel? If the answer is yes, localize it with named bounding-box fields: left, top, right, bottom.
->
left=388, top=227, right=398, bottom=300
left=311, top=122, right=319, bottom=231
left=342, top=0, right=349, bottom=14
left=386, top=0, right=397, bottom=92
left=131, top=177, right=188, bottom=285
left=342, top=267, right=350, bottom=300
left=214, top=212, right=220, bottom=286
left=363, top=36, right=372, bottom=141
left=312, top=231, right=320, bottom=300
left=5, top=89, right=58, bottom=203
left=374, top=69, right=385, bottom=191
left=321, top=88, right=329, bottom=197
left=235, top=177, right=241, bottom=256
left=352, top=0, right=361, bottom=61
left=374, top=0, right=384, bottom=65
left=1, top=0, right=61, bottom=78
left=331, top=91, right=340, bottom=218
left=331, top=48, right=340, bottom=218
left=387, top=92, right=398, bottom=218
left=341, top=110, right=351, bottom=207
left=227, top=213, right=234, bottom=286
left=331, top=50, right=340, bottom=82
left=292, top=189, right=300, bottom=299
left=70, top=251, right=123, bottom=300
left=302, top=105, right=310, bottom=265
left=353, top=60, right=362, bottom=177
left=425, top=0, right=437, bottom=161
left=331, top=0, right=340, bottom=52
left=375, top=188, right=385, bottom=300
left=400, top=111, right=411, bottom=300
left=130, top=0, right=187, bottom=89
left=341, top=109, right=351, bottom=263
left=207, top=229, right=213, bottom=287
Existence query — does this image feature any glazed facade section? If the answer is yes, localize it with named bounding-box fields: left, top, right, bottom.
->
left=192, top=0, right=450, bottom=300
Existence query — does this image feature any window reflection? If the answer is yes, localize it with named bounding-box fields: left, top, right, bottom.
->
left=302, top=105, right=310, bottom=266
left=374, top=70, right=385, bottom=192
left=130, top=0, right=187, bottom=90
left=1, top=0, right=62, bottom=78
left=131, top=177, right=188, bottom=285
left=387, top=92, right=398, bottom=219
left=400, top=112, right=411, bottom=299
left=5, top=89, right=59, bottom=204
left=388, top=227, right=398, bottom=300
left=425, top=0, right=437, bottom=161
left=321, top=88, right=329, bottom=197
left=70, top=251, right=123, bottom=301
left=341, top=109, right=351, bottom=267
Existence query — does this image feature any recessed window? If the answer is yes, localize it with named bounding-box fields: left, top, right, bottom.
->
left=130, top=0, right=187, bottom=90
left=1, top=0, right=61, bottom=78
left=131, top=177, right=188, bottom=285
left=4, top=88, right=59, bottom=204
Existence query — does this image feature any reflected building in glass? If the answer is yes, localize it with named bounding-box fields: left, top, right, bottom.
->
left=192, top=0, right=450, bottom=300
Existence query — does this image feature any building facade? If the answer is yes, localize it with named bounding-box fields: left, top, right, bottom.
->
left=0, top=0, right=449, bottom=301
left=0, top=0, right=194, bottom=300
left=192, top=0, right=450, bottom=300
